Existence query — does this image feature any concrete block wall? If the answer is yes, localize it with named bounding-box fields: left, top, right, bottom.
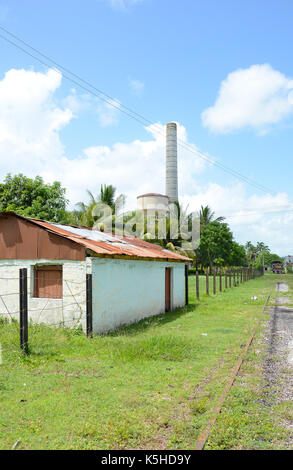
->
left=0, top=259, right=87, bottom=330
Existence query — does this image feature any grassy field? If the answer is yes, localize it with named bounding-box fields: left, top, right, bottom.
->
left=189, top=271, right=249, bottom=296
left=0, top=273, right=289, bottom=450
left=206, top=273, right=293, bottom=450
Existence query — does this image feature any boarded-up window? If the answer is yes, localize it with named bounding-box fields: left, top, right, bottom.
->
left=34, top=265, right=63, bottom=299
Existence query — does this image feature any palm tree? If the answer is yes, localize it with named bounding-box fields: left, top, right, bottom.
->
left=245, top=241, right=256, bottom=263
left=256, top=241, right=270, bottom=255
left=199, top=205, right=225, bottom=229
left=73, top=185, right=126, bottom=228
left=244, top=241, right=269, bottom=264
left=86, top=185, right=125, bottom=214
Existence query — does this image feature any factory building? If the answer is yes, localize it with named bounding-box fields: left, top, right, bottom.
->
left=137, top=122, right=179, bottom=212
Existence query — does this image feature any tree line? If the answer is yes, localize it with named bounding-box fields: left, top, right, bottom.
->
left=0, top=173, right=283, bottom=269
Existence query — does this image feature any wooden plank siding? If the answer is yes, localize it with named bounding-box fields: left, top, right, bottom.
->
left=34, top=265, right=63, bottom=299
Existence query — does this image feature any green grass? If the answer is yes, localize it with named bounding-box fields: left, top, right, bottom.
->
left=206, top=273, right=293, bottom=450
left=0, top=274, right=286, bottom=450
left=190, top=272, right=240, bottom=296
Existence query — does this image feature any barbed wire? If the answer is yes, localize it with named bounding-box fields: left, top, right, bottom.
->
left=0, top=276, right=86, bottom=283
left=1, top=316, right=84, bottom=329
left=0, top=290, right=85, bottom=298
left=0, top=268, right=260, bottom=357
left=0, top=302, right=85, bottom=316
left=0, top=270, right=88, bottom=357
left=0, top=317, right=87, bottom=357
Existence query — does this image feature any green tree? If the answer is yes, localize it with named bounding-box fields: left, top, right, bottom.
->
left=198, top=221, right=233, bottom=269
left=199, top=205, right=225, bottom=230
left=0, top=173, right=70, bottom=223
left=254, top=250, right=283, bottom=269
left=245, top=241, right=256, bottom=263
left=73, top=184, right=126, bottom=228
left=126, top=204, right=226, bottom=264
left=229, top=242, right=247, bottom=266
left=256, top=242, right=270, bottom=255
left=245, top=241, right=271, bottom=265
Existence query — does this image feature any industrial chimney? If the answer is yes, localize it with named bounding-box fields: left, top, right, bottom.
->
left=166, top=122, right=178, bottom=203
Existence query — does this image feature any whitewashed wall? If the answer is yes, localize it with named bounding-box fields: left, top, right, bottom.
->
left=0, top=257, right=186, bottom=334
left=91, top=258, right=185, bottom=333
left=0, top=259, right=87, bottom=331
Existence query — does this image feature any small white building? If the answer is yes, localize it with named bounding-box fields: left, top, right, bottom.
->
left=284, top=255, right=293, bottom=267
left=0, top=212, right=190, bottom=333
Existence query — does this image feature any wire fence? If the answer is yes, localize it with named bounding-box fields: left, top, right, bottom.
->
left=188, top=266, right=264, bottom=300
left=1, top=266, right=263, bottom=359
left=0, top=268, right=92, bottom=358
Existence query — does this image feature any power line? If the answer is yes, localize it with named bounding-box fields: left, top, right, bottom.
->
left=0, top=25, right=273, bottom=194
left=224, top=206, right=293, bottom=220
left=0, top=26, right=272, bottom=193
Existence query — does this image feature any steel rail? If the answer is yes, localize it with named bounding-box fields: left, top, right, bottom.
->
left=195, top=291, right=272, bottom=450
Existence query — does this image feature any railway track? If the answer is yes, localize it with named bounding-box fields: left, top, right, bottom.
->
left=195, top=291, right=272, bottom=450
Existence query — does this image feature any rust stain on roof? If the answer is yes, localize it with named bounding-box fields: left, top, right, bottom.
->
left=0, top=212, right=191, bottom=262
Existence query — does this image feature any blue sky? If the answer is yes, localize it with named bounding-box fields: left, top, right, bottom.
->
left=0, top=0, right=293, bottom=254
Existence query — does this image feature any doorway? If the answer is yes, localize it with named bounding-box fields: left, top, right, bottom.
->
left=165, top=267, right=172, bottom=312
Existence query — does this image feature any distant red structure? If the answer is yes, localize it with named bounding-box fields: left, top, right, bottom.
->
left=272, top=261, right=283, bottom=274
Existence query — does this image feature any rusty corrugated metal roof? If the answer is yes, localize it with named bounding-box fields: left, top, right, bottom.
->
left=0, top=212, right=191, bottom=262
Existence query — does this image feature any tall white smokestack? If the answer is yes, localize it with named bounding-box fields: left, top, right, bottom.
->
left=166, top=122, right=178, bottom=203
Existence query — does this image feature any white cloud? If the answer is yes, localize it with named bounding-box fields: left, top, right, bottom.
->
left=202, top=64, right=293, bottom=133
left=0, top=68, right=205, bottom=209
left=1, top=67, right=293, bottom=255
left=129, top=78, right=145, bottom=95
left=0, top=68, right=73, bottom=175
left=42, top=121, right=206, bottom=209
left=97, top=98, right=121, bottom=127
left=63, top=88, right=119, bottom=125
left=181, top=184, right=293, bottom=255
left=62, top=88, right=92, bottom=114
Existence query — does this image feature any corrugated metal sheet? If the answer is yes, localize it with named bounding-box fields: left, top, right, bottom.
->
left=52, top=223, right=125, bottom=244
left=0, top=212, right=191, bottom=262
left=0, top=213, right=85, bottom=261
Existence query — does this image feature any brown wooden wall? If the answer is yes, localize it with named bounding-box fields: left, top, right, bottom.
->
left=0, top=215, right=85, bottom=261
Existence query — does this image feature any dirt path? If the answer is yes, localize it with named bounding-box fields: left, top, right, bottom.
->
left=263, top=281, right=293, bottom=445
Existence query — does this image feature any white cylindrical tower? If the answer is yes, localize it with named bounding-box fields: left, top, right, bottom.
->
left=166, top=122, right=178, bottom=203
